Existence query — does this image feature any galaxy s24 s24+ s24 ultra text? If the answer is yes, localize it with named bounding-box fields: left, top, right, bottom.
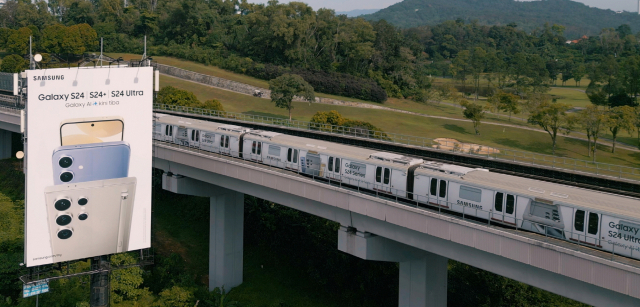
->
left=44, top=177, right=137, bottom=262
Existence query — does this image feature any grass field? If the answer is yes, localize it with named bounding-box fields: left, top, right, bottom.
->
left=161, top=75, right=640, bottom=167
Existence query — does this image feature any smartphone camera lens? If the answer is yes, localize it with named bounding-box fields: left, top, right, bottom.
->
left=59, top=156, right=73, bottom=168
left=78, top=197, right=88, bottom=206
left=60, top=171, right=74, bottom=183
left=54, top=198, right=71, bottom=211
left=57, top=228, right=73, bottom=240
left=78, top=213, right=88, bottom=221
left=56, top=214, right=72, bottom=226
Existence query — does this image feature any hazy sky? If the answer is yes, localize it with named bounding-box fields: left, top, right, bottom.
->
left=251, top=0, right=639, bottom=13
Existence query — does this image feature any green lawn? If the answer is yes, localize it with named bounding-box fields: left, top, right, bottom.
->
left=161, top=75, right=640, bottom=168
left=549, top=87, right=590, bottom=108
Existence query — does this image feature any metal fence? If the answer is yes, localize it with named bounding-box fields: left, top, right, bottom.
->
left=153, top=104, right=640, bottom=183
left=154, top=139, right=638, bottom=265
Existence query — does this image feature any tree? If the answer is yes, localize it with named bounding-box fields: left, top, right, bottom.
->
left=40, top=24, right=66, bottom=54
left=156, top=86, right=200, bottom=107
left=579, top=105, right=605, bottom=158
left=461, top=102, right=486, bottom=135
left=606, top=106, right=636, bottom=153
left=110, top=253, right=153, bottom=305
left=200, top=99, right=225, bottom=112
left=61, top=24, right=86, bottom=54
left=587, top=87, right=608, bottom=108
left=573, top=64, right=586, bottom=87
left=0, top=55, right=27, bottom=73
left=528, top=101, right=573, bottom=154
left=6, top=27, right=32, bottom=54
left=269, top=74, right=315, bottom=120
left=153, top=286, right=195, bottom=307
left=488, top=90, right=520, bottom=120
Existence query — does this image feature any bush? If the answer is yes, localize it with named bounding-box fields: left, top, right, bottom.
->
left=199, top=99, right=224, bottom=112
left=0, top=55, right=28, bottom=73
left=310, top=110, right=390, bottom=140
left=156, top=86, right=200, bottom=107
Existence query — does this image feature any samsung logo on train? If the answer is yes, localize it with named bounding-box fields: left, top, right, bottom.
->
left=457, top=200, right=483, bottom=210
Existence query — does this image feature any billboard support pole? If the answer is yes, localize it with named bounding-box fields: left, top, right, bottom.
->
left=89, top=256, right=110, bottom=307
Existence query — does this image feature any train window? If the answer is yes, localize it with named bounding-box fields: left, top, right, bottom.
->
left=293, top=150, right=298, bottom=163
left=574, top=210, right=585, bottom=232
left=328, top=157, right=334, bottom=172
left=223, top=136, right=228, bottom=148
left=268, top=145, right=281, bottom=156
left=384, top=168, right=390, bottom=184
left=506, top=195, right=515, bottom=214
left=169, top=126, right=173, bottom=136
left=191, top=130, right=195, bottom=141
left=287, top=148, right=292, bottom=162
left=256, top=142, right=261, bottom=154
left=459, top=186, right=481, bottom=202
left=430, top=178, right=437, bottom=196
left=196, top=131, right=199, bottom=142
left=495, top=192, right=504, bottom=212
left=251, top=141, right=256, bottom=154
left=439, top=180, right=447, bottom=198
left=335, top=158, right=340, bottom=172
left=376, top=167, right=382, bottom=183
left=587, top=213, right=599, bottom=235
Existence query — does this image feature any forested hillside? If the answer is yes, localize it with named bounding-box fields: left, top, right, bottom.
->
left=365, top=0, right=640, bottom=38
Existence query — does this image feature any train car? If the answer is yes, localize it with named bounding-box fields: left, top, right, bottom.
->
left=153, top=114, right=250, bottom=156
left=154, top=114, right=640, bottom=260
left=413, top=162, right=640, bottom=259
left=242, top=132, right=423, bottom=197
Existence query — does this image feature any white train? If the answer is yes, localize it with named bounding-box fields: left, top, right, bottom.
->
left=154, top=114, right=640, bottom=260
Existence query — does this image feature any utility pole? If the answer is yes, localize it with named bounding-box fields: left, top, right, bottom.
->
left=89, top=256, right=110, bottom=307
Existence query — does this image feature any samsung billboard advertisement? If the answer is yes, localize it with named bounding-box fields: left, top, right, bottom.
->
left=25, top=66, right=153, bottom=267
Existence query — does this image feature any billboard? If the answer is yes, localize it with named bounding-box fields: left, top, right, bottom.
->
left=25, top=67, right=152, bottom=267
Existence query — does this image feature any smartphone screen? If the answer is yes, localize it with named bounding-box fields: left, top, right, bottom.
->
left=60, top=119, right=124, bottom=146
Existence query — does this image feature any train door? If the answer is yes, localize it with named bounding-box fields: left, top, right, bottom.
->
left=571, top=209, right=602, bottom=247
left=492, top=192, right=516, bottom=225
left=163, top=125, right=174, bottom=142
left=220, top=135, right=231, bottom=155
left=249, top=140, right=262, bottom=162
left=428, top=178, right=448, bottom=207
left=189, top=129, right=200, bottom=148
left=327, top=156, right=341, bottom=180
left=176, top=126, right=189, bottom=145
left=374, top=166, right=392, bottom=193
left=286, top=148, right=299, bottom=170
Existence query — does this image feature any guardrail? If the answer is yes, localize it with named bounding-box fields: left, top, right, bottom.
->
left=154, top=139, right=639, bottom=265
left=0, top=94, right=22, bottom=108
left=153, top=104, right=640, bottom=183
left=0, top=104, right=20, bottom=115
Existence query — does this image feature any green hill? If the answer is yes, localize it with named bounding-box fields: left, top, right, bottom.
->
left=364, top=0, right=640, bottom=38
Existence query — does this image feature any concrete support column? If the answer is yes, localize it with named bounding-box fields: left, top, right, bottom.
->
left=162, top=173, right=245, bottom=291
left=338, top=226, right=447, bottom=307
left=399, top=253, right=447, bottom=307
left=209, top=189, right=244, bottom=291
left=0, top=130, right=11, bottom=159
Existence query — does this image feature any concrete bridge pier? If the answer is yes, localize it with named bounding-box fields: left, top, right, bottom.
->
left=162, top=173, right=244, bottom=291
left=0, top=129, right=11, bottom=159
left=338, top=226, right=447, bottom=307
